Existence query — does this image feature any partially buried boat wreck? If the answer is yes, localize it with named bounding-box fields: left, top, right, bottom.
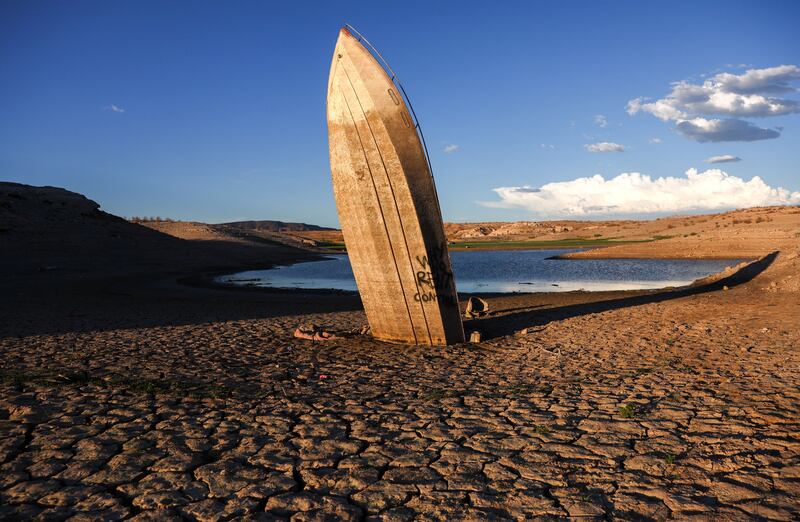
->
left=326, top=25, right=464, bottom=346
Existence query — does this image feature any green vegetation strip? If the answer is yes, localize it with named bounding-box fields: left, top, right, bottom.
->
left=318, top=242, right=346, bottom=251
left=449, top=238, right=657, bottom=250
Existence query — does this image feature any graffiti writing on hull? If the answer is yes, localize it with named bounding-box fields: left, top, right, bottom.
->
left=412, top=244, right=457, bottom=306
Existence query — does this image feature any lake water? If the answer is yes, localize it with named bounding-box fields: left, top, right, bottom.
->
left=216, top=249, right=745, bottom=293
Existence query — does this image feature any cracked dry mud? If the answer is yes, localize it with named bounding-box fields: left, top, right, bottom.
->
left=1, top=278, right=799, bottom=521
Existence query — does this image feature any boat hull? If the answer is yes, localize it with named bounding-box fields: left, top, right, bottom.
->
left=326, top=28, right=464, bottom=346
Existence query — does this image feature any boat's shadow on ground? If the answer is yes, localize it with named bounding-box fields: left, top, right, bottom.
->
left=466, top=252, right=778, bottom=341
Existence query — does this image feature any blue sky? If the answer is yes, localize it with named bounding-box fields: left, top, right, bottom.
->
left=2, top=1, right=798, bottom=227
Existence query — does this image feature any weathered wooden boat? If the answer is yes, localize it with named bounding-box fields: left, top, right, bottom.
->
left=326, top=25, right=464, bottom=345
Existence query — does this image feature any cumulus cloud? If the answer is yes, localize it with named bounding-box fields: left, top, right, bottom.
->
left=482, top=168, right=800, bottom=217
left=715, top=65, right=800, bottom=94
left=105, top=104, right=125, bottom=113
left=443, top=144, right=459, bottom=154
left=627, top=97, right=686, bottom=121
left=540, top=143, right=555, bottom=150
left=585, top=142, right=625, bottom=153
left=648, top=137, right=662, bottom=144
left=594, top=114, right=608, bottom=127
left=705, top=155, right=741, bottom=164
left=627, top=65, right=799, bottom=142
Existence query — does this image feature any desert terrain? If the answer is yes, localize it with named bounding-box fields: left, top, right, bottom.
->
left=287, top=206, right=799, bottom=258
left=1, top=182, right=799, bottom=520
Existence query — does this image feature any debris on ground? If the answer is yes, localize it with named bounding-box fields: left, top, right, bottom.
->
left=293, top=324, right=339, bottom=341
left=464, top=296, right=490, bottom=318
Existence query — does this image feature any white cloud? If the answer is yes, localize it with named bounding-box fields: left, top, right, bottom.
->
left=594, top=114, right=608, bottom=127
left=106, top=104, right=125, bottom=113
left=715, top=65, right=800, bottom=94
left=483, top=168, right=800, bottom=217
left=443, top=144, right=459, bottom=154
left=627, top=97, right=687, bottom=121
left=648, top=137, right=662, bottom=144
left=585, top=142, right=625, bottom=153
left=705, top=155, right=741, bottom=164
left=540, top=143, right=555, bottom=150
left=627, top=65, right=799, bottom=142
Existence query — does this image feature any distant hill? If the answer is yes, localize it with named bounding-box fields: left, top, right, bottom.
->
left=219, top=220, right=334, bottom=232
left=0, top=182, right=311, bottom=276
